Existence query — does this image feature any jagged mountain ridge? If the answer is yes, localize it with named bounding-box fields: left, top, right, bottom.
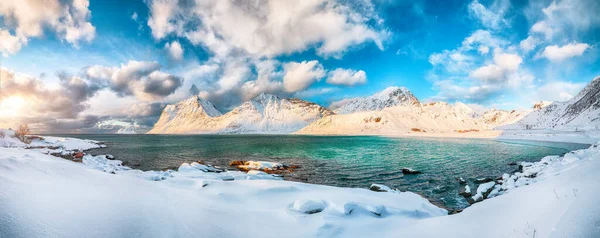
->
left=148, top=93, right=334, bottom=134
left=297, top=100, right=528, bottom=135
left=332, top=86, right=420, bottom=114
left=500, top=76, right=600, bottom=130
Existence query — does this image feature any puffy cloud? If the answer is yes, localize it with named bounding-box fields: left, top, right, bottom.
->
left=467, top=0, right=509, bottom=29
left=0, top=29, right=24, bottom=56
left=282, top=60, right=326, bottom=92
left=519, top=36, right=538, bottom=52
left=534, top=81, right=585, bottom=102
left=326, top=68, right=367, bottom=86
left=0, top=68, right=100, bottom=120
left=531, top=21, right=554, bottom=40
left=540, top=43, right=590, bottom=62
left=85, top=61, right=183, bottom=101
left=0, top=0, right=96, bottom=55
left=470, top=52, right=522, bottom=82
left=165, top=41, right=184, bottom=61
left=146, top=0, right=388, bottom=58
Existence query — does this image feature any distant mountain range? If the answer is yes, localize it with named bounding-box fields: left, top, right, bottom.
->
left=147, top=93, right=333, bottom=134
left=147, top=76, right=600, bottom=135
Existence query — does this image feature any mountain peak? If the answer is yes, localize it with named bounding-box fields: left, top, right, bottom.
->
left=252, top=93, right=281, bottom=103
left=332, top=86, right=420, bottom=114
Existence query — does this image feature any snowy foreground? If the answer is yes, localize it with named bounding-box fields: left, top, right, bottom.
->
left=1, top=131, right=599, bottom=237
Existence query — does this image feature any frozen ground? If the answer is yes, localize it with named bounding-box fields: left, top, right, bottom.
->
left=0, top=130, right=599, bottom=237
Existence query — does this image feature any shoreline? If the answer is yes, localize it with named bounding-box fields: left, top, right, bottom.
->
left=2, top=131, right=598, bottom=237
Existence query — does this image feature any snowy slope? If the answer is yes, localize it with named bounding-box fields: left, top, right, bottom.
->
left=148, top=93, right=334, bottom=134
left=1, top=133, right=599, bottom=237
left=297, top=101, right=527, bottom=135
left=332, top=86, right=420, bottom=114
left=500, top=76, right=600, bottom=131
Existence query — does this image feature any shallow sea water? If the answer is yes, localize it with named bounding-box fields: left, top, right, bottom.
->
left=57, top=134, right=588, bottom=210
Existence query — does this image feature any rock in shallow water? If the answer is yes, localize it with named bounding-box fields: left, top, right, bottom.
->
left=402, top=168, right=422, bottom=174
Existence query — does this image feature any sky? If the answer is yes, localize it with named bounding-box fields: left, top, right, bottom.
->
left=0, top=0, right=599, bottom=133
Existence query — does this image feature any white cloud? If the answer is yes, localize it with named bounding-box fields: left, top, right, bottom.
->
left=541, top=43, right=590, bottom=62
left=131, top=12, right=138, bottom=21
left=494, top=53, right=522, bottom=71
left=165, top=41, right=184, bottom=61
left=326, top=69, right=367, bottom=86
left=470, top=52, right=523, bottom=82
left=519, top=36, right=538, bottom=52
left=467, top=0, right=509, bottom=29
left=0, top=29, right=24, bottom=56
left=282, top=60, right=326, bottom=92
left=0, top=0, right=96, bottom=54
left=531, top=21, right=554, bottom=40
left=478, top=46, right=489, bottom=55
left=470, top=64, right=505, bottom=82
left=535, top=81, right=585, bottom=102
left=146, top=0, right=389, bottom=58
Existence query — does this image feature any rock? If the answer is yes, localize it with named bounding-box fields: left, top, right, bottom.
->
left=73, top=152, right=84, bottom=159
left=456, top=177, right=467, bottom=185
left=196, top=160, right=204, bottom=164
left=72, top=157, right=82, bottom=163
left=474, top=177, right=494, bottom=184
left=221, top=175, right=235, bottom=181
left=518, top=164, right=524, bottom=173
left=369, top=184, right=393, bottom=192
left=507, top=161, right=517, bottom=166
left=291, top=200, right=327, bottom=214
left=229, top=160, right=247, bottom=166
left=448, top=209, right=463, bottom=215
left=458, top=185, right=471, bottom=198
left=402, top=168, right=422, bottom=174
left=105, top=154, right=115, bottom=160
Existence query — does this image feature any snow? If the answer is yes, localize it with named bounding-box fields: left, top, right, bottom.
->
left=148, top=93, right=333, bottom=134
left=297, top=101, right=527, bottom=136
left=471, top=182, right=495, bottom=201
left=237, top=161, right=285, bottom=171
left=0, top=142, right=447, bottom=237
left=291, top=200, right=328, bottom=214
left=1, top=129, right=600, bottom=236
left=331, top=86, right=420, bottom=114
left=116, top=126, right=137, bottom=134
left=0, top=129, right=25, bottom=147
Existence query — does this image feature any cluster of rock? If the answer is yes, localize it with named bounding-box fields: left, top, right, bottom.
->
left=229, top=160, right=299, bottom=174
left=457, top=150, right=587, bottom=205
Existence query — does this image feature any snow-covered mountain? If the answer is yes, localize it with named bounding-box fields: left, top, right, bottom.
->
left=116, top=126, right=137, bottom=134
left=148, top=93, right=334, bottom=134
left=297, top=101, right=528, bottom=135
left=500, top=76, right=600, bottom=131
left=331, top=86, right=420, bottom=114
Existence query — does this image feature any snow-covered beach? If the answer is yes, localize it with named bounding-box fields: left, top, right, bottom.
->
left=1, top=129, right=599, bottom=237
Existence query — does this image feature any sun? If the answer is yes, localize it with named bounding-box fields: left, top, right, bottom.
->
left=0, top=96, right=27, bottom=117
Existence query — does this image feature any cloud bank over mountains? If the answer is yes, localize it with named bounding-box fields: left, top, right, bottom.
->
left=0, top=0, right=598, bottom=133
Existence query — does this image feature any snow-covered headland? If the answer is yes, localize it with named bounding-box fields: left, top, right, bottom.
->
left=1, top=126, right=600, bottom=237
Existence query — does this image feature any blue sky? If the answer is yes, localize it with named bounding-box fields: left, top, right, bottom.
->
left=0, top=0, right=599, bottom=133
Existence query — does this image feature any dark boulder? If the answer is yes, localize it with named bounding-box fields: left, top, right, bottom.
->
left=402, top=168, right=422, bottom=174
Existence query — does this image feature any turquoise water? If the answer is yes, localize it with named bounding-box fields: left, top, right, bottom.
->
left=60, top=134, right=588, bottom=210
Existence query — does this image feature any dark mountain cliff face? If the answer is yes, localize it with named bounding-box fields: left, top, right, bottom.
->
left=563, top=76, right=600, bottom=122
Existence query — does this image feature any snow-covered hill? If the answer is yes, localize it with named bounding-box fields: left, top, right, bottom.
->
left=500, top=76, right=600, bottom=131
left=332, top=86, right=420, bottom=114
left=148, top=93, right=334, bottom=134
